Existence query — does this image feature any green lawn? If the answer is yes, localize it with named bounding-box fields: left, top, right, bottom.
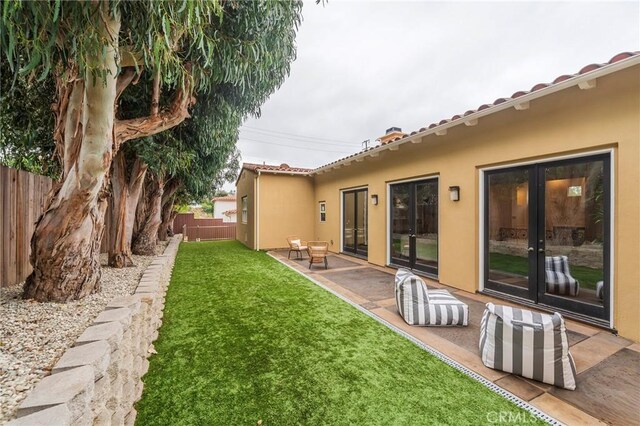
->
left=392, top=238, right=438, bottom=261
left=136, top=241, right=543, bottom=425
left=489, top=252, right=602, bottom=290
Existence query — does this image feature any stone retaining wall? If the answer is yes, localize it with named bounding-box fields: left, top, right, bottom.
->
left=8, top=235, right=182, bottom=426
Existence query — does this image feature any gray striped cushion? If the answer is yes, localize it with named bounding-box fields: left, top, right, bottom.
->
left=479, top=303, right=577, bottom=390
left=596, top=281, right=604, bottom=301
left=395, top=269, right=468, bottom=327
left=545, top=256, right=580, bottom=296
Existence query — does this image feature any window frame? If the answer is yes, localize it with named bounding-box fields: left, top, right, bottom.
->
left=241, top=196, right=248, bottom=224
left=319, top=201, right=326, bottom=223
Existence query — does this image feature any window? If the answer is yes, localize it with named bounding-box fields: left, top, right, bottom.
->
left=241, top=196, right=248, bottom=224
left=319, top=202, right=326, bottom=222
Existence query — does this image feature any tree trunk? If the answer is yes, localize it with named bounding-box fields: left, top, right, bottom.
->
left=167, top=209, right=178, bottom=237
left=107, top=152, right=148, bottom=267
left=158, top=196, right=174, bottom=242
left=23, top=8, right=120, bottom=301
left=158, top=178, right=180, bottom=241
left=132, top=173, right=164, bottom=255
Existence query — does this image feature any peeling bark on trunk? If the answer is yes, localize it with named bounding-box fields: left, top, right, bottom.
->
left=23, top=9, right=120, bottom=301
left=107, top=151, right=147, bottom=268
left=157, top=196, right=175, bottom=242
left=158, top=178, right=180, bottom=242
left=132, top=173, right=163, bottom=255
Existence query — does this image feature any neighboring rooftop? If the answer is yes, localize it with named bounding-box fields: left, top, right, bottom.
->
left=242, top=162, right=314, bottom=173
left=212, top=195, right=236, bottom=202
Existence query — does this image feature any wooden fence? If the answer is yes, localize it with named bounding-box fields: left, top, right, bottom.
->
left=0, top=165, right=54, bottom=288
left=174, top=212, right=236, bottom=242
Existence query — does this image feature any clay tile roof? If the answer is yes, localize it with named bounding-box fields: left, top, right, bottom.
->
left=530, top=83, right=550, bottom=92
left=579, top=63, right=603, bottom=74
left=242, top=162, right=313, bottom=173
left=212, top=195, right=236, bottom=202
left=553, top=74, right=574, bottom=84
left=310, top=51, right=639, bottom=172
left=223, top=209, right=237, bottom=215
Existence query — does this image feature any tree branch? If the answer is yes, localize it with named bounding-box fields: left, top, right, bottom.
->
left=150, top=69, right=161, bottom=117
left=115, top=67, right=137, bottom=106
left=114, top=67, right=195, bottom=149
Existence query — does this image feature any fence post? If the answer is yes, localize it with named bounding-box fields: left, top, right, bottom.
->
left=196, top=225, right=200, bottom=242
left=183, top=224, right=187, bottom=242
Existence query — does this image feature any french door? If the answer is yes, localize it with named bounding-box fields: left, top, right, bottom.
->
left=343, top=189, right=368, bottom=257
left=484, top=154, right=610, bottom=322
left=390, top=178, right=438, bottom=276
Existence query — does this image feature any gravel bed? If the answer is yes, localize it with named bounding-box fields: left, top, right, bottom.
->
left=0, top=242, right=168, bottom=422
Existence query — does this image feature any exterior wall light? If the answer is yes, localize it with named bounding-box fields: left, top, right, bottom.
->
left=449, top=186, right=460, bottom=202
left=371, top=194, right=379, bottom=205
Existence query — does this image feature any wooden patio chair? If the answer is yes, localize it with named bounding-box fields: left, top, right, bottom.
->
left=286, top=236, right=308, bottom=260
left=307, top=241, right=329, bottom=270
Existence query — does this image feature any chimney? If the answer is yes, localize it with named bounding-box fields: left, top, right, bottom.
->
left=377, top=126, right=408, bottom=145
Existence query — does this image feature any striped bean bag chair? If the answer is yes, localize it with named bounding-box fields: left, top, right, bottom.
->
left=395, top=269, right=469, bottom=327
left=479, top=303, right=577, bottom=390
left=545, top=256, right=580, bottom=296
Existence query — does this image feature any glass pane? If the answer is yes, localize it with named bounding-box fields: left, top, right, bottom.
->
left=356, top=191, right=368, bottom=252
left=415, top=181, right=438, bottom=271
left=391, top=184, right=411, bottom=261
left=343, top=192, right=355, bottom=251
left=487, top=169, right=530, bottom=291
left=544, top=160, right=604, bottom=306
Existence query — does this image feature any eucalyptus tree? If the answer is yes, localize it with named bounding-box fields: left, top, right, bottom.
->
left=2, top=0, right=302, bottom=301
left=0, top=56, right=58, bottom=178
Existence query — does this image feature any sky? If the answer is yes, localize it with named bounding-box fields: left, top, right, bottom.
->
left=226, top=0, right=639, bottom=190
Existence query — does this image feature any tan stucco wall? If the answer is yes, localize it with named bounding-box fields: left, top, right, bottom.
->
left=313, top=66, right=639, bottom=341
left=236, top=169, right=256, bottom=249
left=257, top=174, right=315, bottom=250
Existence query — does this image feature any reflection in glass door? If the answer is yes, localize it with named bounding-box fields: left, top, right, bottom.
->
left=485, top=168, right=532, bottom=300
left=343, top=189, right=368, bottom=257
left=390, top=179, right=438, bottom=276
left=485, top=154, right=610, bottom=322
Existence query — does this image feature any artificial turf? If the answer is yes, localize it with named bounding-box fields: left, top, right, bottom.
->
left=136, top=241, right=544, bottom=425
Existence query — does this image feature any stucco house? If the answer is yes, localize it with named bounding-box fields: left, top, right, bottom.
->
left=235, top=52, right=640, bottom=342
left=212, top=195, right=237, bottom=223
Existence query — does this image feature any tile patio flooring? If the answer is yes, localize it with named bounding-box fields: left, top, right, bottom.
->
left=271, top=250, right=640, bottom=426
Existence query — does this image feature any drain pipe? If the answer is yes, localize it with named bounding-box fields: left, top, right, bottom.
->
left=256, top=170, right=260, bottom=251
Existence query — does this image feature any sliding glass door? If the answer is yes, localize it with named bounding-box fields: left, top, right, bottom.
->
left=485, top=154, right=610, bottom=322
left=343, top=189, right=368, bottom=257
left=390, top=178, right=438, bottom=276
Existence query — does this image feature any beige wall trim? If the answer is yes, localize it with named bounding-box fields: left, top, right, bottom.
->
left=312, top=56, right=640, bottom=175
left=477, top=148, right=616, bottom=328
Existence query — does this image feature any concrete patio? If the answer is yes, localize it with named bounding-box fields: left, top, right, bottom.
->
left=271, top=250, right=640, bottom=426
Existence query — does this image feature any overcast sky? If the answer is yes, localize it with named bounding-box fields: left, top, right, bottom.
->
left=227, top=1, right=639, bottom=189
